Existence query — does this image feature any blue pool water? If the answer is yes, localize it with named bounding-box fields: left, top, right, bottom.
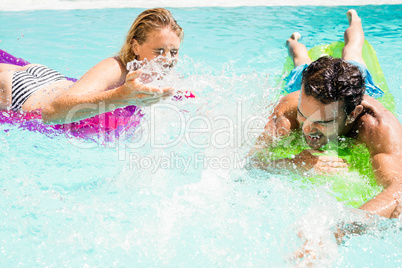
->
left=0, top=5, right=401, bottom=267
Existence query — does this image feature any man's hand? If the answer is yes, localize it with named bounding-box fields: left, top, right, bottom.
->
left=390, top=200, right=401, bottom=219
left=292, top=149, right=349, bottom=175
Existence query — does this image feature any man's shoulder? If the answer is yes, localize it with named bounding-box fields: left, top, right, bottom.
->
left=357, top=98, right=384, bottom=132
left=272, top=91, right=300, bottom=129
left=276, top=91, right=300, bottom=112
left=360, top=96, right=395, bottom=124
left=280, top=91, right=300, bottom=102
left=356, top=96, right=402, bottom=147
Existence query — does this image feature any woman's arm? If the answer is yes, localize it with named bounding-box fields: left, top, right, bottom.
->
left=42, top=57, right=174, bottom=124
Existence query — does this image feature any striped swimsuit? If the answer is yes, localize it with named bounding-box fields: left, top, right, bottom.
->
left=11, top=65, right=66, bottom=111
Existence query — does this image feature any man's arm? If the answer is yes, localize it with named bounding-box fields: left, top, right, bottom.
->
left=357, top=97, right=402, bottom=218
left=250, top=91, right=348, bottom=174
left=251, top=92, right=299, bottom=156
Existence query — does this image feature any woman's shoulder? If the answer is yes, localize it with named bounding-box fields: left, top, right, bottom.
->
left=85, top=57, right=127, bottom=78
left=97, top=57, right=125, bottom=70
left=74, top=57, right=128, bottom=89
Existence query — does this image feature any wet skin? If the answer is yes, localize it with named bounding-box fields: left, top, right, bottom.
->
left=297, top=88, right=349, bottom=149
left=133, top=28, right=181, bottom=67
left=254, top=88, right=402, bottom=218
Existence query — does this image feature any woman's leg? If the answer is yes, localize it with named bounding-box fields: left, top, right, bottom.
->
left=0, top=63, right=38, bottom=72
left=342, top=9, right=366, bottom=66
left=0, top=64, right=16, bottom=109
left=286, top=32, right=312, bottom=67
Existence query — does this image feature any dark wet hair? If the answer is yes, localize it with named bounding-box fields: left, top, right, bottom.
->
left=302, top=56, right=365, bottom=115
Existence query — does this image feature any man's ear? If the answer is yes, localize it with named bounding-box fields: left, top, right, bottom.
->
left=347, top=105, right=363, bottom=124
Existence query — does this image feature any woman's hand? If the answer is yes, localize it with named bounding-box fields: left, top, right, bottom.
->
left=118, top=69, right=175, bottom=107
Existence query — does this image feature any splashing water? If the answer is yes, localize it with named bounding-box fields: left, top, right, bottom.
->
left=0, top=6, right=401, bottom=267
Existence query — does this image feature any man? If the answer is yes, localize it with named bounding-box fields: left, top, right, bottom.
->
left=253, top=10, right=402, bottom=219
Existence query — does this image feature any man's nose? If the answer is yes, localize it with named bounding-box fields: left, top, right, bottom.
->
left=302, top=119, right=317, bottom=134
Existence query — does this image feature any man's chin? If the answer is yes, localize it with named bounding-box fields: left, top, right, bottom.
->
left=303, top=135, right=328, bottom=149
left=307, top=142, right=325, bottom=150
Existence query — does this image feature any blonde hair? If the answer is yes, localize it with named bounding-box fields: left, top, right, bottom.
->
left=118, top=8, right=184, bottom=66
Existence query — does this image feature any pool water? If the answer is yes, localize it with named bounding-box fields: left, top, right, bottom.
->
left=0, top=5, right=401, bottom=267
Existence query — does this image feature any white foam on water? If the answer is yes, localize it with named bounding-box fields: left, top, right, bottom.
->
left=1, top=0, right=401, bottom=11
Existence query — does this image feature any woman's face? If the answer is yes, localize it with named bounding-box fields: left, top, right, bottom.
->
left=133, top=28, right=181, bottom=67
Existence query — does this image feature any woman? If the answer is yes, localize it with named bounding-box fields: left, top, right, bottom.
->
left=0, top=8, right=183, bottom=124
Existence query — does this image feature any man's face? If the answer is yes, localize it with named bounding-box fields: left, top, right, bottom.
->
left=297, top=87, right=348, bottom=149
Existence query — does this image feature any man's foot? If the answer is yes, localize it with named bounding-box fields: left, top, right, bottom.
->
left=346, top=9, right=361, bottom=25
left=286, top=32, right=301, bottom=46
